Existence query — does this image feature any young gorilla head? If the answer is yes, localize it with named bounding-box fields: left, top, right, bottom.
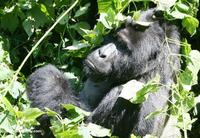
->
left=84, top=9, right=176, bottom=84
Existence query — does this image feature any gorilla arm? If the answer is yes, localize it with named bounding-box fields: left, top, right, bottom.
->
left=27, top=64, right=82, bottom=113
left=79, top=78, right=113, bottom=110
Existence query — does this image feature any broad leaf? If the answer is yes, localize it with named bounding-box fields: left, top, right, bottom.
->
left=182, top=16, right=199, bottom=36
left=1, top=13, right=19, bottom=33
left=1, top=97, right=16, bottom=116
left=97, top=0, right=113, bottom=13
left=187, top=50, right=200, bottom=85
left=22, top=108, right=44, bottom=121
left=74, top=3, right=90, bottom=18
left=23, top=17, right=35, bottom=37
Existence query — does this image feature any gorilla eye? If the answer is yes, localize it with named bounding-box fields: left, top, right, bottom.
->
left=133, top=25, right=140, bottom=30
left=133, top=24, right=148, bottom=31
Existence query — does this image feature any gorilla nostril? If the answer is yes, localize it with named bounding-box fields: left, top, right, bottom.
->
left=100, top=54, right=106, bottom=58
left=98, top=49, right=107, bottom=58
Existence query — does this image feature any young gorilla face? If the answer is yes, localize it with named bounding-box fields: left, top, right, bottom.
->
left=84, top=9, right=164, bottom=82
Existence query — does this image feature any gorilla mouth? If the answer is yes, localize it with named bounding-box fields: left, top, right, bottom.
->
left=85, top=59, right=96, bottom=71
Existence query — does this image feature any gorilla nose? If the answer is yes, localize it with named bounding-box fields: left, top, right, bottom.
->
left=98, top=43, right=117, bottom=59
left=98, top=49, right=107, bottom=58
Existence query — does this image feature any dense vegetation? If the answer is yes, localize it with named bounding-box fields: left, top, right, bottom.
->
left=0, top=0, right=200, bottom=137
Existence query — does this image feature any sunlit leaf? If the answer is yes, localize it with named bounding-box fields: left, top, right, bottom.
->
left=70, top=22, right=91, bottom=37
left=22, top=108, right=44, bottom=121
left=153, top=0, right=176, bottom=11
left=1, top=97, right=16, bottom=116
left=97, top=0, right=113, bottom=13
left=187, top=50, right=200, bottom=85
left=9, top=81, right=25, bottom=99
left=0, top=63, right=13, bottom=81
left=130, top=76, right=160, bottom=104
left=62, top=104, right=90, bottom=117
left=182, top=16, right=199, bottom=36
left=176, top=3, right=190, bottom=13
left=65, top=42, right=90, bottom=50
left=145, top=106, right=168, bottom=119
left=45, top=107, right=58, bottom=117
left=179, top=69, right=193, bottom=91
left=79, top=123, right=111, bottom=137
left=0, top=114, right=14, bottom=134
left=74, top=3, right=90, bottom=18
left=40, top=4, right=49, bottom=16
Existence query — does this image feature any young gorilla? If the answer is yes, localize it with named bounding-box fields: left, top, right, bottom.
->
left=27, top=9, right=180, bottom=138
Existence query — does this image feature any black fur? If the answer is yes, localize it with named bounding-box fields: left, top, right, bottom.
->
left=27, top=9, right=180, bottom=138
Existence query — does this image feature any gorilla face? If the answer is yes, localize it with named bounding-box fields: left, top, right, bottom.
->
left=85, top=43, right=118, bottom=75
left=84, top=9, right=165, bottom=82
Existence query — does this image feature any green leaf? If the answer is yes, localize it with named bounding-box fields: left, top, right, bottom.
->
left=177, top=113, right=196, bottom=130
left=180, top=69, right=193, bottom=85
left=187, top=50, right=200, bottom=85
left=181, top=39, right=191, bottom=57
left=18, top=0, right=33, bottom=10
left=133, top=11, right=141, bottom=21
left=0, top=114, right=14, bottom=134
left=78, top=124, right=93, bottom=138
left=79, top=123, right=111, bottom=137
left=145, top=106, right=168, bottom=119
left=70, top=22, right=91, bottom=37
left=168, top=9, right=187, bottom=19
left=1, top=97, right=16, bottom=116
left=1, top=13, right=19, bottom=33
left=28, top=5, right=49, bottom=28
left=130, top=76, right=160, bottom=104
left=23, top=17, right=35, bottom=37
left=88, top=123, right=111, bottom=137
left=182, top=16, right=199, bottom=36
left=0, top=63, right=13, bottom=81
left=106, top=8, right=116, bottom=25
left=134, top=21, right=153, bottom=27
left=74, top=3, right=90, bottom=18
left=22, top=108, right=44, bottom=121
left=131, top=83, right=159, bottom=104
left=56, top=129, right=82, bottom=138
left=58, top=14, right=69, bottom=25
left=176, top=3, right=190, bottom=13
left=65, top=42, right=90, bottom=50
left=119, top=80, right=144, bottom=100
left=98, top=8, right=116, bottom=29
left=153, top=0, right=176, bottom=11
left=62, top=104, right=90, bottom=117
left=98, top=13, right=112, bottom=29
left=40, top=4, right=49, bottom=16
left=97, top=0, right=113, bottom=13
left=45, top=107, right=58, bottom=117
left=183, top=91, right=196, bottom=112
left=10, top=81, right=25, bottom=99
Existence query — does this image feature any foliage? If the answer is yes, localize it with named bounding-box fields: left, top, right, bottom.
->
left=0, top=0, right=199, bottom=138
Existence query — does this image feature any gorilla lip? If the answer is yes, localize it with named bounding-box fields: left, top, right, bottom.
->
left=85, top=59, right=96, bottom=71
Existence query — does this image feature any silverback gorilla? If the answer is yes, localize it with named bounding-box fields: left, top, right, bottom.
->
left=27, top=9, right=180, bottom=138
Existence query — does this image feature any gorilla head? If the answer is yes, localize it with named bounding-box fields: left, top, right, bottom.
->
left=84, top=9, right=175, bottom=84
